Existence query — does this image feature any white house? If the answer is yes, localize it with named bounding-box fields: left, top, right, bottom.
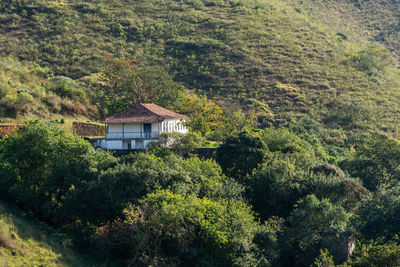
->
left=94, top=103, right=188, bottom=150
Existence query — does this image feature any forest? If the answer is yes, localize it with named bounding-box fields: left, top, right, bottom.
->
left=1, top=0, right=400, bottom=265
left=1, top=121, right=400, bottom=266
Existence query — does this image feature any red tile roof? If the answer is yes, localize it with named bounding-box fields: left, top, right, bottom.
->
left=102, top=103, right=187, bottom=124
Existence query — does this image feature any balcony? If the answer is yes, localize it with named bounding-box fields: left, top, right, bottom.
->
left=106, top=131, right=160, bottom=139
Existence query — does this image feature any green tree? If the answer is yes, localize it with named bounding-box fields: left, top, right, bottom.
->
left=175, top=91, right=223, bottom=137
left=341, top=137, right=400, bottom=191
left=260, top=127, right=314, bottom=154
left=94, top=58, right=182, bottom=116
left=280, top=195, right=353, bottom=266
left=245, top=159, right=311, bottom=219
left=246, top=158, right=369, bottom=220
left=96, top=190, right=278, bottom=266
left=347, top=244, right=400, bottom=267
left=356, top=184, right=400, bottom=242
left=314, top=249, right=335, bottom=267
left=0, top=121, right=116, bottom=222
left=151, top=131, right=205, bottom=156
left=216, top=131, right=266, bottom=179
left=62, top=153, right=243, bottom=226
left=216, top=107, right=257, bottom=140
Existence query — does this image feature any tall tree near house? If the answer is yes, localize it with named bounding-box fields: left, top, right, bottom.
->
left=94, top=57, right=182, bottom=116
left=175, top=91, right=223, bottom=136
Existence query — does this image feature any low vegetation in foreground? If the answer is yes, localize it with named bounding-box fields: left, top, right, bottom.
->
left=0, top=201, right=93, bottom=266
left=0, top=122, right=400, bottom=266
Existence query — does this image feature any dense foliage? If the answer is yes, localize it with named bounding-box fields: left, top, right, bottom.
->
left=0, top=123, right=399, bottom=266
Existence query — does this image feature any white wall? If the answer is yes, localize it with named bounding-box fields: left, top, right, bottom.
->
left=107, top=124, right=123, bottom=139
left=124, top=123, right=142, bottom=138
left=107, top=123, right=161, bottom=139
left=161, top=119, right=188, bottom=134
left=96, top=140, right=123, bottom=149
left=135, top=140, right=144, bottom=149
left=151, top=122, right=160, bottom=133
left=105, top=118, right=187, bottom=143
left=94, top=138, right=159, bottom=150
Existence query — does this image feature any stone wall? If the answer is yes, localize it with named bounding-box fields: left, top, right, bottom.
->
left=73, top=122, right=105, bottom=137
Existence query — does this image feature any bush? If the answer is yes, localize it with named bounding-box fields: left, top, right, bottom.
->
left=216, top=131, right=266, bottom=179
left=346, top=46, right=392, bottom=76
left=245, top=159, right=311, bottom=219
left=42, top=94, right=61, bottom=112
left=96, top=190, right=278, bottom=266
left=340, top=137, right=400, bottom=191
left=356, top=184, right=400, bottom=242
left=0, top=95, right=17, bottom=116
left=323, top=102, right=371, bottom=130
left=280, top=195, right=353, bottom=266
left=246, top=157, right=369, bottom=219
left=348, top=244, right=400, bottom=267
left=260, top=127, right=313, bottom=154
left=62, top=153, right=243, bottom=226
left=151, top=131, right=205, bottom=156
left=0, top=122, right=116, bottom=224
left=47, top=76, right=86, bottom=102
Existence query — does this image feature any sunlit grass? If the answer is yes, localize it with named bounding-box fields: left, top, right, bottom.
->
left=0, top=202, right=93, bottom=266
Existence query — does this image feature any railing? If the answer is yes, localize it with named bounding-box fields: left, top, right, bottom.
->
left=106, top=132, right=160, bottom=139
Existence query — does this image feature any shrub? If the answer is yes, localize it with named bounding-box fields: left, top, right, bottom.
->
left=323, top=102, right=370, bottom=130
left=356, top=184, right=400, bottom=242
left=0, top=95, right=17, bottom=116
left=0, top=122, right=116, bottom=223
left=42, top=94, right=61, bottom=112
left=280, top=195, right=353, bottom=266
left=62, top=153, right=243, bottom=226
left=96, top=190, right=278, bottom=266
left=246, top=157, right=369, bottom=219
left=47, top=76, right=86, bottom=102
left=151, top=131, right=205, bottom=156
left=245, top=158, right=311, bottom=219
left=348, top=244, right=400, bottom=267
left=346, top=46, right=392, bottom=76
left=216, top=131, right=266, bottom=179
left=340, top=137, right=400, bottom=191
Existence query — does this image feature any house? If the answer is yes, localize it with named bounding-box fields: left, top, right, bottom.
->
left=94, top=103, right=188, bottom=150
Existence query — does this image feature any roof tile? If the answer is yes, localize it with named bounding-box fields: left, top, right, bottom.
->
left=102, top=103, right=187, bottom=124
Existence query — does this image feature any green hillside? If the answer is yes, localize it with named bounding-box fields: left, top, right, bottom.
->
left=0, top=202, right=92, bottom=266
left=291, top=0, right=400, bottom=61
left=1, top=0, right=400, bottom=142
left=0, top=56, right=95, bottom=119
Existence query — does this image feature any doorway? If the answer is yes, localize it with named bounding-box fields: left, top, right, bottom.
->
left=144, top=123, right=152, bottom=138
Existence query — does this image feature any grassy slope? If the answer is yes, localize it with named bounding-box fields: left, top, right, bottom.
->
left=0, top=56, right=96, bottom=120
left=289, top=0, right=400, bottom=60
left=0, top=0, right=400, bottom=142
left=0, top=202, right=92, bottom=266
